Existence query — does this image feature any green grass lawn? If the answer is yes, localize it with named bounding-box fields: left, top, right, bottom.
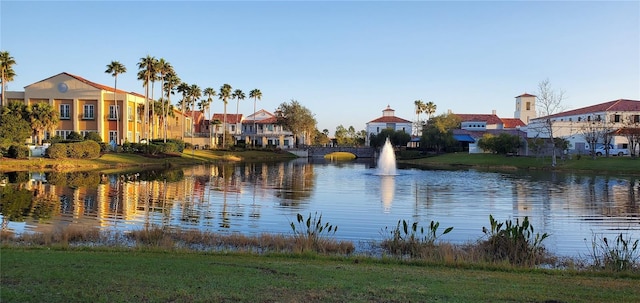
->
left=2, top=247, right=639, bottom=303
left=401, top=153, right=640, bottom=174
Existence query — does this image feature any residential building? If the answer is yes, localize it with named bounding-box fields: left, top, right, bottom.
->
left=527, top=99, right=640, bottom=154
left=1, top=72, right=189, bottom=145
left=366, top=105, right=412, bottom=146
left=241, top=109, right=295, bottom=148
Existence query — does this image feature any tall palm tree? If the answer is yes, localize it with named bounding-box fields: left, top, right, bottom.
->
left=28, top=102, right=59, bottom=145
left=0, top=51, right=17, bottom=108
left=156, top=58, right=173, bottom=141
left=162, top=72, right=180, bottom=142
left=249, top=89, right=262, bottom=147
left=232, top=89, right=245, bottom=136
left=137, top=55, right=156, bottom=142
left=189, top=84, right=201, bottom=147
left=424, top=101, right=437, bottom=121
left=219, top=84, right=232, bottom=148
left=105, top=61, right=126, bottom=145
left=203, top=87, right=216, bottom=145
left=176, top=82, right=191, bottom=139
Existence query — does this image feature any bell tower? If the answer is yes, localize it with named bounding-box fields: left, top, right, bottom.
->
left=514, top=93, right=537, bottom=124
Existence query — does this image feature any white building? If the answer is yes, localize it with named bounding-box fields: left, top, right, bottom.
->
left=527, top=99, right=640, bottom=153
left=366, top=105, right=412, bottom=146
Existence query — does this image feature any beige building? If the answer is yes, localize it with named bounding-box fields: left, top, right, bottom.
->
left=2, top=72, right=189, bottom=145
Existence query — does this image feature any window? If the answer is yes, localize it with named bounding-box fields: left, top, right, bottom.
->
left=578, top=117, right=582, bottom=122
left=267, top=125, right=274, bottom=131
left=595, top=115, right=601, bottom=121
left=109, top=105, right=119, bottom=120
left=83, top=104, right=94, bottom=119
left=526, top=102, right=531, bottom=111
left=633, top=115, right=640, bottom=123
left=109, top=131, right=117, bottom=144
left=56, top=130, right=72, bottom=139
left=614, top=114, right=621, bottom=123
left=127, top=131, right=133, bottom=142
left=128, top=107, right=133, bottom=121
left=59, top=104, right=70, bottom=119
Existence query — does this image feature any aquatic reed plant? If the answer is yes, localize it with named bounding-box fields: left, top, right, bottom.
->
left=587, top=232, right=639, bottom=272
left=289, top=212, right=354, bottom=254
left=381, top=219, right=453, bottom=258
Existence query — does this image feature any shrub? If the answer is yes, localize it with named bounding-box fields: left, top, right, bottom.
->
left=8, top=145, right=29, bottom=159
left=46, top=143, right=68, bottom=159
left=84, top=132, right=103, bottom=143
left=480, top=215, right=549, bottom=266
left=66, top=131, right=83, bottom=141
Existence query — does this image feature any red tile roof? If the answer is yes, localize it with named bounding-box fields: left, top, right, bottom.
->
left=516, top=93, right=536, bottom=98
left=534, top=99, right=640, bottom=120
left=455, top=114, right=504, bottom=125
left=368, top=116, right=412, bottom=123
left=211, top=113, right=243, bottom=124
left=501, top=118, right=526, bottom=128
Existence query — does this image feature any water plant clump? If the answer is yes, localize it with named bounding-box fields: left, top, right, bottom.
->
left=480, top=215, right=549, bottom=266
left=587, top=232, right=639, bottom=271
left=289, top=212, right=354, bottom=254
left=381, top=219, right=453, bottom=258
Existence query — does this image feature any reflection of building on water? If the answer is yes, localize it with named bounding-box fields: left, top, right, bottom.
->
left=2, top=161, right=317, bottom=234
left=380, top=176, right=395, bottom=212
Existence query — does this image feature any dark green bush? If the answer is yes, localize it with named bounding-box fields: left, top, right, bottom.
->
left=66, top=131, right=84, bottom=141
left=481, top=215, right=549, bottom=266
left=8, top=145, right=30, bottom=159
left=46, top=143, right=68, bottom=159
left=84, top=132, right=103, bottom=143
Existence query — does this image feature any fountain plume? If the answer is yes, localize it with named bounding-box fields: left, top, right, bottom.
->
left=377, top=138, right=397, bottom=176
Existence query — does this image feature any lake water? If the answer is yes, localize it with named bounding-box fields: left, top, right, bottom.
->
left=2, top=159, right=639, bottom=258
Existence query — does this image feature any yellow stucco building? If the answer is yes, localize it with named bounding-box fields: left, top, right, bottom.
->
left=2, top=72, right=189, bottom=144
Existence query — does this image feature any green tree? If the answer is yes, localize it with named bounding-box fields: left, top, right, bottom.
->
left=420, top=113, right=460, bottom=153
left=313, top=129, right=330, bottom=146
left=232, top=89, right=245, bottom=137
left=28, top=102, right=59, bottom=145
left=0, top=103, right=31, bottom=148
left=477, top=133, right=523, bottom=155
left=0, top=51, right=17, bottom=107
left=105, top=60, right=126, bottom=144
left=276, top=100, right=317, bottom=147
left=218, top=84, right=232, bottom=148
left=249, top=89, right=262, bottom=147
left=424, top=101, right=437, bottom=121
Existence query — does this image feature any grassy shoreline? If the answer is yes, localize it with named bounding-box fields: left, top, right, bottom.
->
left=0, top=149, right=297, bottom=173
left=2, top=149, right=639, bottom=175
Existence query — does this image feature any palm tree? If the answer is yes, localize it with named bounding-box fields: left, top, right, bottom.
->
left=414, top=100, right=424, bottom=136
left=232, top=89, right=245, bottom=137
left=105, top=61, right=126, bottom=145
left=424, top=101, right=437, bottom=121
left=28, top=102, right=59, bottom=145
left=219, top=84, right=232, bottom=148
left=189, top=84, right=201, bottom=148
left=249, top=89, right=262, bottom=147
left=162, top=72, right=180, bottom=142
left=203, top=87, right=217, bottom=145
left=176, top=82, right=191, bottom=139
left=156, top=59, right=173, bottom=142
left=137, top=55, right=157, bottom=142
left=0, top=51, right=17, bottom=108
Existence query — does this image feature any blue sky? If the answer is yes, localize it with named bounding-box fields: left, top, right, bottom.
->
left=2, top=1, right=639, bottom=134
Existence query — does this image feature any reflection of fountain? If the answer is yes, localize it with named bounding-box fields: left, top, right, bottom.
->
left=380, top=176, right=395, bottom=212
left=377, top=138, right=397, bottom=176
